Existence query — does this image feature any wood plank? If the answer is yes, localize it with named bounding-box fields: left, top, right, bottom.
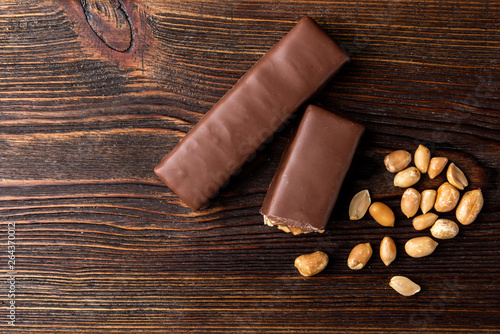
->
left=0, top=0, right=499, bottom=332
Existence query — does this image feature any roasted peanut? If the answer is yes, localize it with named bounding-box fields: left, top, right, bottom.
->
left=380, top=236, right=397, bottom=266
left=294, top=251, right=329, bottom=276
left=347, top=243, right=373, bottom=270
left=390, top=276, right=421, bottom=296
left=456, top=189, right=484, bottom=225
left=394, top=167, right=421, bottom=188
left=349, top=190, right=371, bottom=220
left=412, top=212, right=439, bottom=231
left=401, top=188, right=421, bottom=218
left=446, top=163, right=468, bottom=190
left=405, top=236, right=438, bottom=258
left=420, top=189, right=437, bottom=214
left=384, top=150, right=412, bottom=173
left=414, top=144, right=431, bottom=173
left=428, top=157, right=448, bottom=179
left=369, top=202, right=395, bottom=227
left=430, top=219, right=459, bottom=239
left=434, top=182, right=460, bottom=212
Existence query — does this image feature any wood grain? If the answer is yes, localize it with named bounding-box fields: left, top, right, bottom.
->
left=0, top=0, right=499, bottom=332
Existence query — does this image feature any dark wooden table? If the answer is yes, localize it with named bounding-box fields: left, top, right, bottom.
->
left=1, top=0, right=499, bottom=332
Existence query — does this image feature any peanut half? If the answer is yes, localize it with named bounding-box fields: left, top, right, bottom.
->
left=446, top=163, right=468, bottom=190
left=405, top=236, right=438, bottom=258
left=349, top=190, right=371, bottom=220
left=414, top=144, right=431, bottom=173
left=412, top=212, right=439, bottom=231
left=380, top=236, right=397, bottom=266
left=369, top=202, right=395, bottom=227
left=456, top=189, right=484, bottom=225
left=294, top=251, right=329, bottom=276
left=428, top=157, right=448, bottom=179
left=420, top=189, right=437, bottom=214
left=384, top=150, right=412, bottom=173
left=347, top=243, right=373, bottom=270
left=394, top=167, right=421, bottom=188
left=434, top=182, right=460, bottom=212
left=430, top=219, right=459, bottom=239
left=390, top=276, right=421, bottom=296
left=401, top=188, right=421, bottom=218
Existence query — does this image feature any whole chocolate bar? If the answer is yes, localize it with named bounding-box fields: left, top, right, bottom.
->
left=260, top=105, right=364, bottom=234
left=155, top=17, right=349, bottom=210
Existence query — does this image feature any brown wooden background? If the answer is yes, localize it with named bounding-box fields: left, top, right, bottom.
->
left=1, top=0, right=499, bottom=332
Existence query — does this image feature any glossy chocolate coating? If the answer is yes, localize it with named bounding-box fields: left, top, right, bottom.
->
left=260, top=105, right=364, bottom=232
left=154, top=17, right=349, bottom=210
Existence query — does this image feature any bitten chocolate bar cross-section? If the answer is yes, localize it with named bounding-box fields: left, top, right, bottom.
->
left=154, top=17, right=349, bottom=210
left=260, top=105, right=365, bottom=234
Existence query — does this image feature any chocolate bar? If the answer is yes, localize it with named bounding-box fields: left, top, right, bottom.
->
left=260, top=105, right=364, bottom=234
left=155, top=17, right=349, bottom=210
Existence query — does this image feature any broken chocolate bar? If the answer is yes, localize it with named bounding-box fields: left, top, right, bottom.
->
left=260, top=105, right=365, bottom=234
left=155, top=17, right=349, bottom=210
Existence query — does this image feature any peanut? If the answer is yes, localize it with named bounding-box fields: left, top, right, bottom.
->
left=380, top=236, right=397, bottom=266
left=401, top=188, right=421, bottom=218
left=394, top=167, right=421, bottom=188
left=412, top=212, right=439, bottom=231
left=434, top=182, right=460, bottom=212
left=428, top=157, right=448, bottom=179
left=390, top=276, right=421, bottom=296
left=349, top=189, right=371, bottom=220
left=430, top=219, right=459, bottom=239
left=369, top=202, right=395, bottom=227
left=347, top=243, right=373, bottom=270
left=405, top=236, right=438, bottom=258
left=456, top=189, right=484, bottom=225
left=420, top=189, right=437, bottom=214
left=446, top=163, right=468, bottom=190
left=384, top=150, right=412, bottom=173
left=294, top=251, right=329, bottom=276
left=414, top=144, right=431, bottom=173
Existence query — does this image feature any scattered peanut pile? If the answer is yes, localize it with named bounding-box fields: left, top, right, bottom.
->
left=294, top=145, right=484, bottom=297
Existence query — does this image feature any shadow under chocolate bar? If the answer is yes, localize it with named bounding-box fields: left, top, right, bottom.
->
left=154, top=17, right=350, bottom=211
left=260, top=105, right=365, bottom=234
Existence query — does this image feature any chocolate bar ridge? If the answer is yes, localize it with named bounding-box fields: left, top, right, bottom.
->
left=154, top=17, right=349, bottom=210
left=260, top=105, right=365, bottom=233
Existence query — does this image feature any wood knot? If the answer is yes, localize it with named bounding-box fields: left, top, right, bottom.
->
left=81, top=0, right=133, bottom=52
